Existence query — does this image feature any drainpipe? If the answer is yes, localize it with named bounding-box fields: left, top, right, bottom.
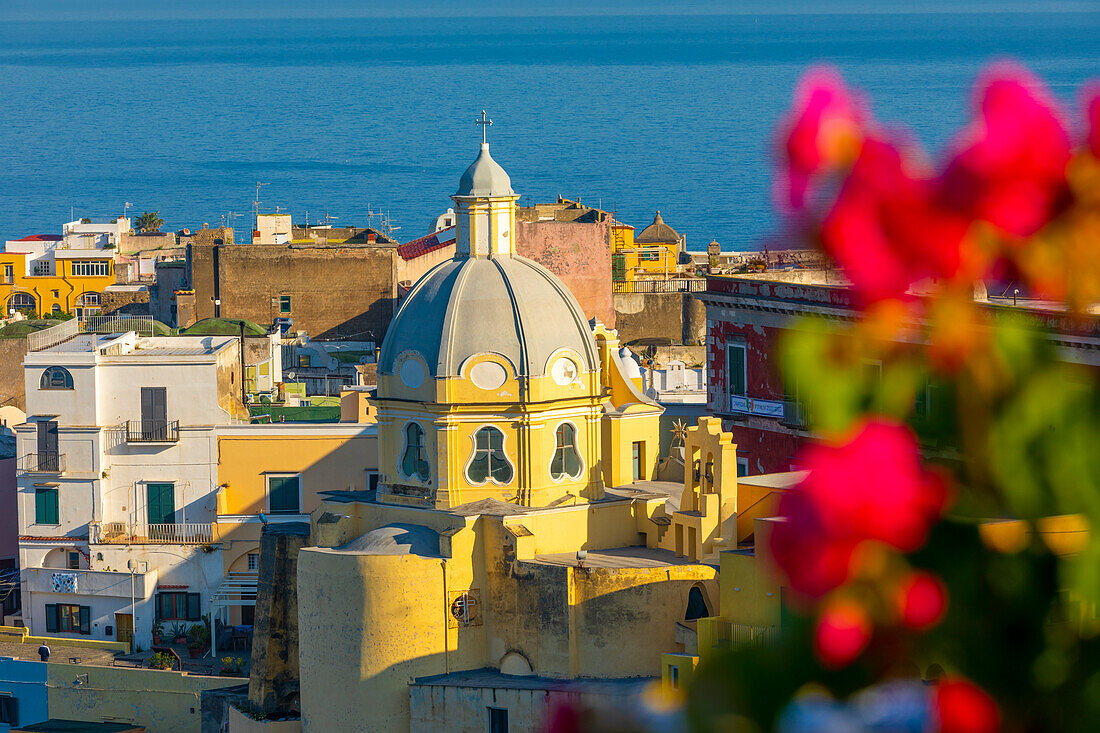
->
left=440, top=560, right=450, bottom=674
left=239, top=321, right=247, bottom=407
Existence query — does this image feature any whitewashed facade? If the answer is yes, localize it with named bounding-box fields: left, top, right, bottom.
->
left=15, top=332, right=243, bottom=648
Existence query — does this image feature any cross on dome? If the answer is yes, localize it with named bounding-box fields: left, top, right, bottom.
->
left=475, top=110, right=493, bottom=145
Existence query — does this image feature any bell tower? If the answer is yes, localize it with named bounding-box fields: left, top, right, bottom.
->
left=452, top=111, right=520, bottom=258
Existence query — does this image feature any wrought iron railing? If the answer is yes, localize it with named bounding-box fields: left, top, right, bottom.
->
left=730, top=623, right=780, bottom=646
left=92, top=521, right=214, bottom=545
left=83, top=314, right=155, bottom=336
left=612, top=278, right=707, bottom=294
left=125, top=420, right=179, bottom=443
left=18, top=451, right=66, bottom=473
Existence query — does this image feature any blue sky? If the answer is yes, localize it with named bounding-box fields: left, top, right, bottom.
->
left=2, top=0, right=1095, bottom=21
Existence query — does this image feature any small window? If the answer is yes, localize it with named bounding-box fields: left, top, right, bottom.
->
left=401, top=423, right=430, bottom=481
left=737, top=457, right=749, bottom=477
left=280, top=295, right=291, bottom=314
left=642, top=247, right=660, bottom=262
left=35, top=487, right=59, bottom=525
left=0, top=693, right=17, bottom=725
left=467, top=426, right=513, bottom=485
left=298, top=354, right=310, bottom=368
left=155, top=592, right=200, bottom=621
left=488, top=707, right=508, bottom=733
left=632, top=441, right=644, bottom=481
left=40, top=366, right=74, bottom=390
left=45, top=603, right=90, bottom=634
left=267, top=474, right=301, bottom=514
left=669, top=665, right=680, bottom=691
left=247, top=553, right=259, bottom=571
left=727, top=343, right=747, bottom=397
left=67, top=551, right=80, bottom=570
left=550, top=423, right=582, bottom=480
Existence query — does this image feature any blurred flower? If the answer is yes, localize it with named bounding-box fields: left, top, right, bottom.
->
left=1085, top=84, right=1100, bottom=159
left=940, top=64, right=1071, bottom=239
left=895, top=570, right=948, bottom=631
left=770, top=420, right=948, bottom=598
left=933, top=678, right=1001, bottom=733
left=814, top=596, right=872, bottom=669
left=779, top=67, right=865, bottom=210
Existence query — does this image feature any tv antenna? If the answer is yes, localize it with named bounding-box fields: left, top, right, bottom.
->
left=252, top=182, right=267, bottom=234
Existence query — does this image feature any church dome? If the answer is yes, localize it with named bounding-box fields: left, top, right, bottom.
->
left=636, top=210, right=681, bottom=244
left=456, top=143, right=514, bottom=197
left=378, top=255, right=598, bottom=381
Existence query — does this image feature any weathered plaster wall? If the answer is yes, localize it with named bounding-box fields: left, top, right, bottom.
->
left=101, top=289, right=150, bottom=316
left=516, top=220, right=614, bottom=327
left=46, top=663, right=238, bottom=733
left=189, top=242, right=399, bottom=340
left=613, top=293, right=705, bottom=346
left=249, top=523, right=309, bottom=714
left=0, top=339, right=28, bottom=411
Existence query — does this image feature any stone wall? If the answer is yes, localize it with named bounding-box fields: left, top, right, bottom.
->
left=101, top=289, right=150, bottom=316
left=516, top=219, right=614, bottom=326
left=613, top=292, right=705, bottom=346
left=0, top=338, right=28, bottom=410
left=120, top=231, right=176, bottom=256
left=189, top=243, right=400, bottom=340
left=152, top=261, right=188, bottom=326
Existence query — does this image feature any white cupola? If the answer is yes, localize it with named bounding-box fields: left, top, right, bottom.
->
left=452, top=111, right=520, bottom=258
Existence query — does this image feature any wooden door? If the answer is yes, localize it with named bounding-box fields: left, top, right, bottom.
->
left=115, top=613, right=133, bottom=652
left=140, top=387, right=167, bottom=439
left=37, top=420, right=58, bottom=471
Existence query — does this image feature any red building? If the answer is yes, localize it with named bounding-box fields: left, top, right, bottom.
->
left=698, top=275, right=1100, bottom=476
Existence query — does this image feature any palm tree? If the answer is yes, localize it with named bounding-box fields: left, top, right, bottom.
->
left=135, top=211, right=164, bottom=233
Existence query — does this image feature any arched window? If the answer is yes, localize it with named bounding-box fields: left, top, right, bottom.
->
left=685, top=585, right=710, bottom=621
left=467, top=426, right=513, bottom=485
left=77, top=292, right=101, bottom=307
left=9, top=292, right=35, bottom=315
left=400, top=422, right=430, bottom=481
left=40, top=366, right=74, bottom=390
left=550, top=422, right=582, bottom=480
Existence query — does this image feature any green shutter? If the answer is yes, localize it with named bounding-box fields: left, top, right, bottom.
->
left=146, top=483, right=175, bottom=525
left=269, top=476, right=300, bottom=513
left=35, top=488, right=58, bottom=525
left=155, top=593, right=163, bottom=621
left=79, top=606, right=91, bottom=635
left=45, top=604, right=58, bottom=633
left=728, top=344, right=747, bottom=396
left=187, top=593, right=201, bottom=621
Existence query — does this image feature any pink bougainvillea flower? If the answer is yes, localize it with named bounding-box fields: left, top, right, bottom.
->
left=1086, top=84, right=1100, bottom=159
left=895, top=569, right=948, bottom=631
left=934, top=678, right=1001, bottom=733
left=779, top=67, right=866, bottom=210
left=769, top=419, right=949, bottom=598
left=820, top=136, right=973, bottom=305
left=813, top=596, right=872, bottom=669
left=941, top=64, right=1071, bottom=238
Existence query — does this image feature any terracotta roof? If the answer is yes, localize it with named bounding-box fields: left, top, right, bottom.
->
left=635, top=211, right=681, bottom=244
left=398, top=226, right=456, bottom=261
left=157, top=584, right=188, bottom=589
left=19, top=535, right=87, bottom=542
left=14, top=234, right=62, bottom=241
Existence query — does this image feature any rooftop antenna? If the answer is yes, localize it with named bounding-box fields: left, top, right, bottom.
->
left=382, top=211, right=400, bottom=238
left=123, top=202, right=133, bottom=220
left=366, top=203, right=381, bottom=232
left=324, top=211, right=337, bottom=228
left=252, top=182, right=266, bottom=235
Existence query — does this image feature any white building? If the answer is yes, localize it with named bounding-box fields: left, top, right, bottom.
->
left=61, top=217, right=131, bottom=250
left=15, top=331, right=245, bottom=649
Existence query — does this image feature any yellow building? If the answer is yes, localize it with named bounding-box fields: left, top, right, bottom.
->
left=292, top=132, right=796, bottom=732
left=611, top=210, right=682, bottom=284
left=210, top=421, right=378, bottom=626
left=1, top=239, right=115, bottom=318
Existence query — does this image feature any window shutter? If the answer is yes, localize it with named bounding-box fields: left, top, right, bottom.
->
left=79, top=606, right=91, bottom=635
left=45, top=604, right=58, bottom=633
left=155, top=593, right=163, bottom=621
left=187, top=593, right=200, bottom=621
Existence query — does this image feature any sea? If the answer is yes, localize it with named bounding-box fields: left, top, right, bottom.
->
left=0, top=11, right=1097, bottom=249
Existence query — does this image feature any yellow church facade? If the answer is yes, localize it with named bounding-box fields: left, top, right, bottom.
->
left=291, top=129, right=797, bottom=732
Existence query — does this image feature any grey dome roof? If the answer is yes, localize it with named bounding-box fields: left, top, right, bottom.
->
left=336, top=523, right=440, bottom=557
left=379, top=255, right=598, bottom=381
left=456, top=144, right=514, bottom=197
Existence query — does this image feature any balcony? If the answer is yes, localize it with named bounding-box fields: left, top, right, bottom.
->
left=125, top=420, right=179, bottom=443
left=728, top=395, right=785, bottom=419
left=780, top=400, right=811, bottom=429
left=18, top=451, right=66, bottom=474
left=91, top=521, right=214, bottom=545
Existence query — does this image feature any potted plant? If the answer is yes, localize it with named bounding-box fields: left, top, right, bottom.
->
left=151, top=622, right=163, bottom=645
left=187, top=639, right=205, bottom=658
left=170, top=623, right=188, bottom=644
left=187, top=622, right=209, bottom=658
